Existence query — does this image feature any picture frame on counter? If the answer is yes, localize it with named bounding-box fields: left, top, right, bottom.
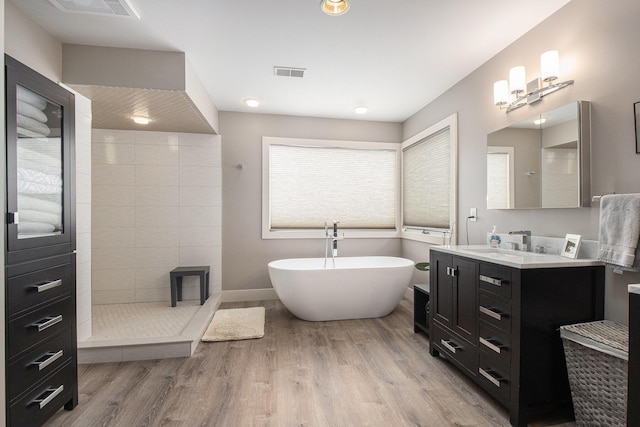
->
left=562, top=233, right=582, bottom=259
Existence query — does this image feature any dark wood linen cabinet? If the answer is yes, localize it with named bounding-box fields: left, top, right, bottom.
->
left=4, top=55, right=78, bottom=426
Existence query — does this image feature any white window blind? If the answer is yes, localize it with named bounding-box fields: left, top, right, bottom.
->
left=487, top=151, right=510, bottom=209
left=402, top=127, right=451, bottom=229
left=269, top=144, right=397, bottom=229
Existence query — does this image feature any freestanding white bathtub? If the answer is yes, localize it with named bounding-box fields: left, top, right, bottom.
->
left=267, top=256, right=414, bottom=321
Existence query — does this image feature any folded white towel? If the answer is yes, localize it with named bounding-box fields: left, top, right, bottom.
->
left=598, top=194, right=640, bottom=270
left=19, top=195, right=63, bottom=215
left=17, top=86, right=47, bottom=110
left=17, top=114, right=51, bottom=137
left=17, top=100, right=48, bottom=123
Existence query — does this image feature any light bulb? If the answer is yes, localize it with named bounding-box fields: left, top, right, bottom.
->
left=509, top=66, right=526, bottom=94
left=541, top=50, right=560, bottom=82
left=493, top=80, right=509, bottom=106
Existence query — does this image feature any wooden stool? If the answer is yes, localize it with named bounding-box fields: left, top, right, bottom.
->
left=170, top=266, right=210, bottom=307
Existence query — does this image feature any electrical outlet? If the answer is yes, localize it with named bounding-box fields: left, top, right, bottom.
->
left=470, top=207, right=477, bottom=222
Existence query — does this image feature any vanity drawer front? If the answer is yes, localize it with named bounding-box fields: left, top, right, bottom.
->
left=479, top=293, right=511, bottom=333
left=433, top=322, right=477, bottom=376
left=478, top=323, right=511, bottom=368
left=479, top=263, right=512, bottom=299
left=8, top=296, right=73, bottom=359
left=478, top=354, right=511, bottom=403
left=8, top=328, right=73, bottom=400
left=7, top=263, right=73, bottom=317
left=9, top=362, right=75, bottom=427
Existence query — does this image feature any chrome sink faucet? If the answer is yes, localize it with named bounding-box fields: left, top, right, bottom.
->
left=508, top=230, right=531, bottom=252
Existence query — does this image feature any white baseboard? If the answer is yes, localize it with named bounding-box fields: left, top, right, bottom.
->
left=222, top=288, right=279, bottom=302
left=404, top=286, right=414, bottom=303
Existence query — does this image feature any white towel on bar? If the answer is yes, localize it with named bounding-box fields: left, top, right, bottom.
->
left=598, top=193, right=640, bottom=270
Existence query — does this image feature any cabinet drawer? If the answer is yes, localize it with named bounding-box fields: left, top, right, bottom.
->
left=478, top=323, right=511, bottom=368
left=479, top=263, right=512, bottom=299
left=9, top=362, right=75, bottom=427
left=478, top=354, right=511, bottom=403
left=8, top=296, right=73, bottom=359
left=433, top=322, right=477, bottom=376
left=7, top=263, right=73, bottom=316
left=8, top=328, right=74, bottom=400
left=479, top=293, right=511, bottom=333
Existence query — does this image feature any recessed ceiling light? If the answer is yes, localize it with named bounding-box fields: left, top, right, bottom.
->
left=534, top=117, right=547, bottom=125
left=354, top=106, right=368, bottom=114
left=132, top=115, right=151, bottom=125
left=321, top=0, right=350, bottom=16
left=244, top=98, right=260, bottom=108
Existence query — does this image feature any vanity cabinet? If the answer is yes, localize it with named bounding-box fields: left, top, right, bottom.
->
left=430, top=251, right=477, bottom=376
left=4, top=55, right=78, bottom=426
left=429, top=247, right=604, bottom=427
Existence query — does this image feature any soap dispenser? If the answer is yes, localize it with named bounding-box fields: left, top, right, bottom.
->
left=490, top=226, right=501, bottom=248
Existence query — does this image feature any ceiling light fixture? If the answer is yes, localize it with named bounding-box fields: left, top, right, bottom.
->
left=244, top=98, right=260, bottom=108
left=493, top=50, right=574, bottom=113
left=534, top=118, right=547, bottom=125
left=354, top=106, right=368, bottom=114
left=131, top=115, right=151, bottom=125
left=320, top=0, right=350, bottom=16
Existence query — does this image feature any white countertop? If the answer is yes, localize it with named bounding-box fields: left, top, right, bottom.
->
left=629, top=284, right=640, bottom=295
left=431, top=245, right=604, bottom=269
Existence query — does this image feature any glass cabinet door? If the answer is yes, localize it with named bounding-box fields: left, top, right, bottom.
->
left=15, top=85, right=64, bottom=239
left=5, top=55, right=74, bottom=255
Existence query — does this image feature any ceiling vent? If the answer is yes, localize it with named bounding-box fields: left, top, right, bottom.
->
left=48, top=0, right=140, bottom=19
left=274, top=66, right=306, bottom=78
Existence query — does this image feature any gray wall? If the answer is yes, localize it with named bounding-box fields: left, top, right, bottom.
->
left=402, top=0, right=640, bottom=324
left=220, top=112, right=403, bottom=291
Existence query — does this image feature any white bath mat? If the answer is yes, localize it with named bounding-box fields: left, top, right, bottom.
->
left=201, top=307, right=265, bottom=342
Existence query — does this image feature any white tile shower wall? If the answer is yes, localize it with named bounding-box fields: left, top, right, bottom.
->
left=541, top=148, right=579, bottom=208
left=91, top=129, right=222, bottom=305
left=74, top=91, right=92, bottom=340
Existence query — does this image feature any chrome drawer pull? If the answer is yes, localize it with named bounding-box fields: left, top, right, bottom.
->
left=31, top=350, right=64, bottom=371
left=479, top=275, right=503, bottom=287
left=440, top=339, right=459, bottom=354
left=479, top=367, right=503, bottom=388
left=32, top=385, right=64, bottom=409
left=479, top=305, right=502, bottom=321
left=34, top=279, right=63, bottom=293
left=31, top=315, right=63, bottom=332
left=480, top=337, right=503, bottom=354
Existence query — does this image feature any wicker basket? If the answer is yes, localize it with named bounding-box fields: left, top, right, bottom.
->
left=560, top=320, right=628, bottom=427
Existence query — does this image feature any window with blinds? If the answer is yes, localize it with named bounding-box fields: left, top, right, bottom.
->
left=264, top=139, right=398, bottom=233
left=403, top=127, right=451, bottom=229
left=400, top=113, right=457, bottom=244
left=486, top=145, right=514, bottom=209
left=487, top=151, right=510, bottom=209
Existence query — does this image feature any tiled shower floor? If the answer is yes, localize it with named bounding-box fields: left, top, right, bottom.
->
left=88, top=301, right=201, bottom=340
left=78, top=293, right=221, bottom=364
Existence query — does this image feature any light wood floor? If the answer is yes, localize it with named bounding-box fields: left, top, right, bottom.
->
left=46, top=298, right=574, bottom=427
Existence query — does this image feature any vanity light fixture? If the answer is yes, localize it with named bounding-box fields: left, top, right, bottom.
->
left=244, top=98, right=260, bottom=108
left=493, top=50, right=574, bottom=113
left=321, top=0, right=350, bottom=16
left=131, top=115, right=151, bottom=125
left=354, top=106, right=368, bottom=114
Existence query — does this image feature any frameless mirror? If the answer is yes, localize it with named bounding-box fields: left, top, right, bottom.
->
left=486, top=101, right=590, bottom=209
